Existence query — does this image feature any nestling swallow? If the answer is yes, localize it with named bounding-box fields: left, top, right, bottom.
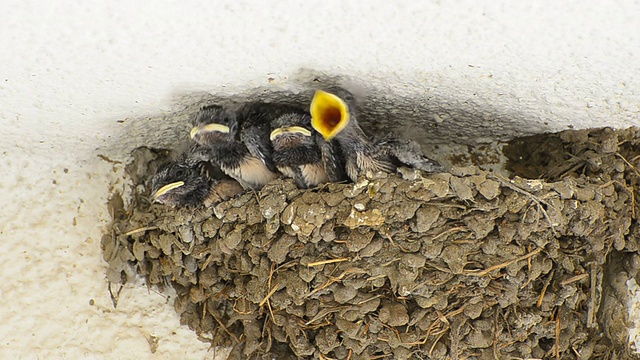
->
left=150, top=145, right=244, bottom=208
left=190, top=103, right=287, bottom=190
left=310, top=89, right=443, bottom=181
left=269, top=112, right=336, bottom=188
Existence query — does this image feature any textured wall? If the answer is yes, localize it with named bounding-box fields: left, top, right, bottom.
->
left=2, top=0, right=640, bottom=358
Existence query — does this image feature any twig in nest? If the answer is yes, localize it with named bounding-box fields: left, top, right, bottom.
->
left=201, top=252, right=215, bottom=271
left=381, top=258, right=401, bottom=267
left=587, top=263, right=598, bottom=328
left=300, top=317, right=332, bottom=331
left=571, top=345, right=581, bottom=358
left=383, top=231, right=410, bottom=252
left=232, top=297, right=252, bottom=315
left=404, top=305, right=467, bottom=346
left=632, top=186, right=636, bottom=220
left=275, top=260, right=298, bottom=272
left=365, top=274, right=386, bottom=282
left=263, top=264, right=281, bottom=326
left=250, top=189, right=262, bottom=207
left=537, top=270, right=555, bottom=308
left=487, top=174, right=558, bottom=236
left=213, top=285, right=231, bottom=300
left=304, top=268, right=367, bottom=298
left=431, top=226, right=470, bottom=243
left=380, top=321, right=402, bottom=343
left=542, top=152, right=584, bottom=180
left=560, top=273, right=589, bottom=286
left=123, top=226, right=158, bottom=236
left=266, top=300, right=278, bottom=327
left=212, top=312, right=239, bottom=343
left=520, top=245, right=536, bottom=289
left=555, top=306, right=562, bottom=360
left=259, top=283, right=280, bottom=307
left=307, top=258, right=350, bottom=267
left=261, top=316, right=273, bottom=354
left=429, top=330, right=447, bottom=357
left=492, top=307, right=499, bottom=359
left=305, top=307, right=345, bottom=326
left=616, top=152, right=640, bottom=178
left=356, top=294, right=382, bottom=306
left=464, top=247, right=543, bottom=277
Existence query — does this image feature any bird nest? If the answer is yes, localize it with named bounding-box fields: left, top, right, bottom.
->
left=102, top=127, right=640, bottom=359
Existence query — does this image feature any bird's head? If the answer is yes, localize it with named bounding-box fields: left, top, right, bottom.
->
left=269, top=113, right=314, bottom=148
left=190, top=105, right=239, bottom=146
left=150, top=162, right=208, bottom=207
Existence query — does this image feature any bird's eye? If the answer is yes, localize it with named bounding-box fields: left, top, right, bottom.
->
left=175, top=169, right=185, bottom=178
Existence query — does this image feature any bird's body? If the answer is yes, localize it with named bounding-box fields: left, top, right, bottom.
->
left=150, top=145, right=243, bottom=208
left=190, top=103, right=285, bottom=190
left=310, top=89, right=443, bottom=181
left=269, top=112, right=336, bottom=188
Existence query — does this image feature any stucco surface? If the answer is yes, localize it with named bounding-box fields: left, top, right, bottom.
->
left=2, top=0, right=640, bottom=358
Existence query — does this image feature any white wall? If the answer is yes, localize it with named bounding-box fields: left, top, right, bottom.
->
left=2, top=0, right=640, bottom=358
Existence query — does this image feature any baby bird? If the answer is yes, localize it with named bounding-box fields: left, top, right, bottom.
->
left=309, top=89, right=443, bottom=182
left=269, top=112, right=331, bottom=188
left=190, top=103, right=284, bottom=190
left=150, top=146, right=244, bottom=208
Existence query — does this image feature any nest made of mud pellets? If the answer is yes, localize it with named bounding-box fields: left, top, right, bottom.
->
left=103, top=127, right=640, bottom=359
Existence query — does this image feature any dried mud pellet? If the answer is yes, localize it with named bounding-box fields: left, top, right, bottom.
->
left=345, top=230, right=375, bottom=252
left=413, top=205, right=440, bottom=233
left=315, top=326, right=340, bottom=354
left=378, top=302, right=409, bottom=326
left=267, top=234, right=297, bottom=264
left=333, top=284, right=358, bottom=304
left=400, top=252, right=426, bottom=269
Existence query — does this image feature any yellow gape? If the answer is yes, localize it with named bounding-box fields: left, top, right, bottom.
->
left=310, top=90, right=350, bottom=141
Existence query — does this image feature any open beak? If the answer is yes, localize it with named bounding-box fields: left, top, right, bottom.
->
left=310, top=90, right=350, bottom=141
left=190, top=123, right=231, bottom=139
left=151, top=181, right=184, bottom=202
left=269, top=126, right=312, bottom=141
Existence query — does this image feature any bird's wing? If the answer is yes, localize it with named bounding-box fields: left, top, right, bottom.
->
left=376, top=137, right=444, bottom=173
left=241, top=125, right=279, bottom=173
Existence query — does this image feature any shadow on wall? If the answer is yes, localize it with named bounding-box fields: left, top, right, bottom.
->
left=98, top=69, right=547, bottom=161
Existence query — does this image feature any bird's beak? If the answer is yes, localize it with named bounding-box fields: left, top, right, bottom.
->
left=310, top=90, right=350, bottom=141
left=190, top=123, right=230, bottom=139
left=269, top=126, right=312, bottom=141
left=151, top=181, right=184, bottom=202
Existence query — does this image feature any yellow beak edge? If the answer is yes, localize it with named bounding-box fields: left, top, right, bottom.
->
left=190, top=123, right=231, bottom=139
left=269, top=126, right=312, bottom=141
left=151, top=181, right=185, bottom=201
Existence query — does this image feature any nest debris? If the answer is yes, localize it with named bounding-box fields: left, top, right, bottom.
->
left=103, top=127, right=640, bottom=359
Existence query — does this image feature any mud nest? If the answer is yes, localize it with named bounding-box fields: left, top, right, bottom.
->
left=103, top=127, right=640, bottom=359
